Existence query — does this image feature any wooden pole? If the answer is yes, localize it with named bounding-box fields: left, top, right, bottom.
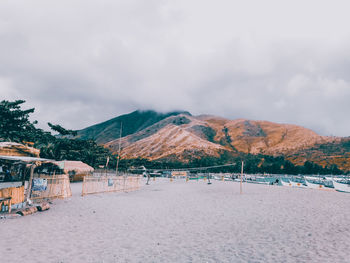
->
left=146, top=172, right=150, bottom=185
left=21, top=164, right=27, bottom=187
left=116, top=123, right=123, bottom=176
left=48, top=171, right=55, bottom=199
left=25, top=164, right=36, bottom=203
left=123, top=174, right=127, bottom=192
left=82, top=176, right=87, bottom=196
left=240, top=161, right=244, bottom=194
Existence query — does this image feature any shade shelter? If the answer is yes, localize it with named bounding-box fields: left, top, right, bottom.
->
left=0, top=155, right=71, bottom=213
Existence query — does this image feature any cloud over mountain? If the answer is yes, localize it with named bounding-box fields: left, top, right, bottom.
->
left=1, top=0, right=350, bottom=136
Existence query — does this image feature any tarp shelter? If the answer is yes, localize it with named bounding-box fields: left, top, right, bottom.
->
left=0, top=155, right=50, bottom=182
left=54, top=160, right=94, bottom=182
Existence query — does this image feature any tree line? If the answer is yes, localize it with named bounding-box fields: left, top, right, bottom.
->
left=116, top=154, right=343, bottom=175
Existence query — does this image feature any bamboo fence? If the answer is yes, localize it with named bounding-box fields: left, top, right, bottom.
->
left=30, top=174, right=72, bottom=200
left=82, top=175, right=141, bottom=196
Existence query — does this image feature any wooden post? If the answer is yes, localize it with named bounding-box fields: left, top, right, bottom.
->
left=48, top=171, right=55, bottom=199
left=116, top=123, right=123, bottom=177
left=25, top=164, right=36, bottom=203
left=123, top=174, right=127, bottom=192
left=82, top=176, right=85, bottom=196
left=21, top=164, right=27, bottom=187
left=60, top=174, right=65, bottom=199
left=52, top=173, right=59, bottom=199
left=67, top=174, right=72, bottom=197
left=146, top=172, right=150, bottom=185
left=240, top=161, right=244, bottom=195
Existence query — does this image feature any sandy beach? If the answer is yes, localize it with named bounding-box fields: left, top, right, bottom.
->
left=1, top=178, right=350, bottom=263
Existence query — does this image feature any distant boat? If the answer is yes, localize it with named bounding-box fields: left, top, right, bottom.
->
left=305, top=179, right=335, bottom=191
left=280, top=179, right=292, bottom=186
left=304, top=176, right=336, bottom=189
left=305, top=179, right=325, bottom=189
left=332, top=180, right=350, bottom=193
left=245, top=176, right=271, bottom=185
left=280, top=179, right=306, bottom=188
left=289, top=181, right=307, bottom=188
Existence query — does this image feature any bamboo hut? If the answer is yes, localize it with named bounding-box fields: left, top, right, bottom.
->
left=54, top=160, right=94, bottom=182
left=0, top=156, right=72, bottom=213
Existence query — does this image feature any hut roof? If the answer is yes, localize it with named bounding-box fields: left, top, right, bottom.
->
left=54, top=160, right=94, bottom=173
left=0, top=155, right=51, bottom=163
left=0, top=142, right=40, bottom=157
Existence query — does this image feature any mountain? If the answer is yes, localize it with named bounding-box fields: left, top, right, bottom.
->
left=79, top=110, right=350, bottom=171
left=105, top=114, right=227, bottom=161
left=199, top=116, right=334, bottom=155
left=286, top=137, right=350, bottom=171
left=76, top=110, right=191, bottom=144
left=105, top=114, right=334, bottom=159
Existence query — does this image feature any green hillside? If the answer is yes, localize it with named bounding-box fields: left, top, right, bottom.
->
left=76, top=110, right=191, bottom=144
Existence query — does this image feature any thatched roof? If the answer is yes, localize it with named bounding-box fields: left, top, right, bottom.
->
left=54, top=160, right=94, bottom=174
left=0, top=155, right=50, bottom=162
left=0, top=142, right=40, bottom=157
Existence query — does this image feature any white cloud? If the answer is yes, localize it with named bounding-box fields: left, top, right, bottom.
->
left=286, top=75, right=311, bottom=97
left=0, top=77, right=16, bottom=98
left=1, top=0, right=350, bottom=136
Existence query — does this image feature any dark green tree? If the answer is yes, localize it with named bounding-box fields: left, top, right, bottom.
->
left=48, top=123, right=77, bottom=136
left=0, top=100, right=53, bottom=145
left=0, top=99, right=116, bottom=168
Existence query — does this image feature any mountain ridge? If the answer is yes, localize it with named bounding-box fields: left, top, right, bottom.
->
left=77, top=110, right=349, bottom=171
left=76, top=110, right=191, bottom=144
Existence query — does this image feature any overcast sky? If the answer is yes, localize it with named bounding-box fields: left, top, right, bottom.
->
left=1, top=0, right=350, bottom=136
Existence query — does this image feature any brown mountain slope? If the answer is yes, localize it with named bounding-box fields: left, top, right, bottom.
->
left=104, top=113, right=349, bottom=169
left=105, top=114, right=227, bottom=161
left=286, top=137, right=350, bottom=171
left=201, top=116, right=334, bottom=155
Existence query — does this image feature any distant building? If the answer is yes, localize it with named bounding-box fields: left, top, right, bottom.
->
left=171, top=171, right=188, bottom=178
left=54, top=160, right=94, bottom=182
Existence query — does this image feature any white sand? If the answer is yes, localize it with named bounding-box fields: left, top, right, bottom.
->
left=1, top=179, right=350, bottom=263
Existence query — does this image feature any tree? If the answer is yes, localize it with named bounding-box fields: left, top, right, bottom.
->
left=0, top=100, right=34, bottom=142
left=48, top=123, right=77, bottom=136
left=0, top=100, right=53, bottom=145
left=0, top=99, right=115, bottom=168
left=283, top=160, right=298, bottom=174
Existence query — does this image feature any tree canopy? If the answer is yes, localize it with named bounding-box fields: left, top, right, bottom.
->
left=0, top=100, right=115, bottom=168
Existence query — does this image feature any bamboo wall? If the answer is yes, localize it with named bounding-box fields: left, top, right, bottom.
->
left=0, top=186, right=25, bottom=204
left=30, top=174, right=72, bottom=200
